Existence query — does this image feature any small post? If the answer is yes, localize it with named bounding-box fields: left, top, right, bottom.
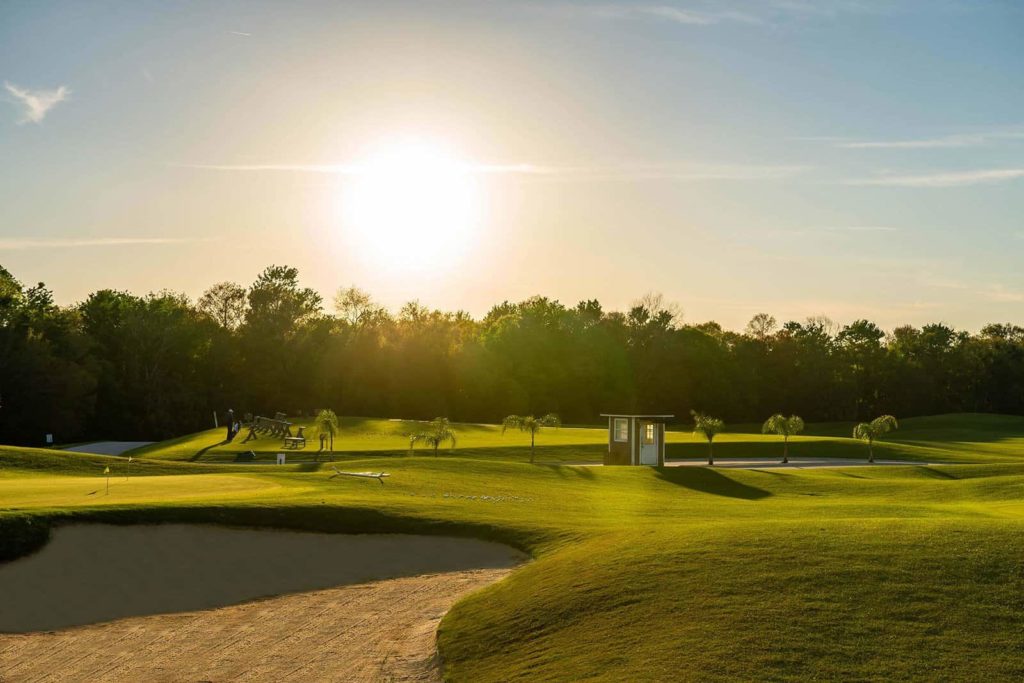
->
left=104, top=466, right=110, bottom=495
left=126, top=456, right=132, bottom=480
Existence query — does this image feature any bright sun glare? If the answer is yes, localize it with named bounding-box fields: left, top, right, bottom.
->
left=340, top=141, right=481, bottom=271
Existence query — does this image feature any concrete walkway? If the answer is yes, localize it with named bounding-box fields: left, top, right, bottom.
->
left=563, top=458, right=935, bottom=469
left=64, top=441, right=154, bottom=456
left=664, top=457, right=932, bottom=469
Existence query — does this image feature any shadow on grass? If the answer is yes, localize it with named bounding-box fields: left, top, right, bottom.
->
left=536, top=464, right=596, bottom=480
left=190, top=440, right=230, bottom=462
left=911, top=465, right=959, bottom=480
left=655, top=467, right=771, bottom=500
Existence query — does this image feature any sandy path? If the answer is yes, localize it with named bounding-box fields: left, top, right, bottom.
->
left=0, top=567, right=509, bottom=682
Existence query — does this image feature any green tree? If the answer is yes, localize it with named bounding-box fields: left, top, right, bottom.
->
left=691, top=410, right=725, bottom=466
left=409, top=417, right=457, bottom=456
left=198, top=281, right=247, bottom=330
left=315, top=408, right=339, bottom=457
left=502, top=413, right=561, bottom=463
left=761, top=414, right=804, bottom=463
left=852, top=415, right=898, bottom=463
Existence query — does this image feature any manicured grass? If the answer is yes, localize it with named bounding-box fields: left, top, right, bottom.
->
left=129, top=413, right=1024, bottom=465
left=3, top=413, right=1024, bottom=680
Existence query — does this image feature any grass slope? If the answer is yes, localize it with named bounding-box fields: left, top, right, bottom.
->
left=3, top=413, right=1024, bottom=680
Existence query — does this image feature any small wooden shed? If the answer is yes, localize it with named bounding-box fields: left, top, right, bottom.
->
left=601, top=414, right=674, bottom=466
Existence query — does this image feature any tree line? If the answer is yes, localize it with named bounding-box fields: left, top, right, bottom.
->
left=1, top=263, right=1022, bottom=445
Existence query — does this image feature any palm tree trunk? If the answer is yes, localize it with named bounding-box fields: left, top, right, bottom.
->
left=868, top=440, right=874, bottom=463
left=782, top=437, right=789, bottom=464
left=708, top=440, right=714, bottom=466
left=530, top=431, right=535, bottom=464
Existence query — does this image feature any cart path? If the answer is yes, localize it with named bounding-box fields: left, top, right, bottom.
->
left=0, top=567, right=511, bottom=682
left=63, top=441, right=154, bottom=456
left=562, top=458, right=936, bottom=469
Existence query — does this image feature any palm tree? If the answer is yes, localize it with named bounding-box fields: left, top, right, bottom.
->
left=409, top=417, right=458, bottom=456
left=691, top=410, right=725, bottom=466
left=502, top=413, right=561, bottom=463
left=762, top=414, right=805, bottom=464
left=315, top=408, right=339, bottom=460
left=852, top=415, right=898, bottom=463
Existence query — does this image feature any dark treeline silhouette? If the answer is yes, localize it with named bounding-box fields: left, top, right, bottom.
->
left=1, top=264, right=1022, bottom=445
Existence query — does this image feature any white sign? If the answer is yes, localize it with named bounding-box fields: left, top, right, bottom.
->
left=45, top=434, right=53, bottom=444
left=276, top=453, right=286, bottom=465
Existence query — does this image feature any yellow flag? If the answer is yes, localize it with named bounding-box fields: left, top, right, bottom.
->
left=103, top=466, right=110, bottom=475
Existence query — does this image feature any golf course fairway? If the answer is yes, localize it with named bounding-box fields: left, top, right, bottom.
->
left=2, top=413, right=1023, bottom=681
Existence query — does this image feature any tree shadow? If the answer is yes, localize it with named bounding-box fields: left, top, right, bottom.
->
left=535, top=463, right=596, bottom=479
left=911, top=465, right=959, bottom=480
left=655, top=467, right=771, bottom=500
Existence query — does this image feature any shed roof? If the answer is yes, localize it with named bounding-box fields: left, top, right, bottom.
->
left=600, top=414, right=675, bottom=419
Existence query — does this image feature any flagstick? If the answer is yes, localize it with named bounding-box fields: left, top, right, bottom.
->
left=104, top=465, right=110, bottom=495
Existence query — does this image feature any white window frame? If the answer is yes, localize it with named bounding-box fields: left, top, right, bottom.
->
left=643, top=423, right=655, bottom=444
left=613, top=418, right=629, bottom=442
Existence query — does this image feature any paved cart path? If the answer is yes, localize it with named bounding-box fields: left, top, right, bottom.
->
left=562, top=458, right=935, bottom=469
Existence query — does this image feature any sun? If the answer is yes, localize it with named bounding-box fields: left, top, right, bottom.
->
left=339, top=140, right=481, bottom=271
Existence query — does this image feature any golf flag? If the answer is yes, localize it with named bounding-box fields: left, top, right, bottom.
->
left=103, top=466, right=110, bottom=475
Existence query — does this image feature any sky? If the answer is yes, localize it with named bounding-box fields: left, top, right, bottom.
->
left=1, top=0, right=1022, bottom=331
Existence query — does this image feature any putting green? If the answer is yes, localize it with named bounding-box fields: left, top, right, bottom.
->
left=0, top=474, right=290, bottom=510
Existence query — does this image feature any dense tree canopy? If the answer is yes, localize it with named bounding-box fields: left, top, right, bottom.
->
left=0, top=263, right=1022, bottom=445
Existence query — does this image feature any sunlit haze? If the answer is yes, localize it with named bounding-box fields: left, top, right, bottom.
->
left=2, top=0, right=1022, bottom=329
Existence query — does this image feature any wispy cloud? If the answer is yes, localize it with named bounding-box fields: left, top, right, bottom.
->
left=177, top=161, right=807, bottom=182
left=847, top=169, right=1024, bottom=188
left=981, top=284, right=1024, bottom=303
left=4, top=82, right=70, bottom=124
left=536, top=0, right=937, bottom=28
left=838, top=130, right=1024, bottom=149
left=536, top=3, right=761, bottom=26
left=822, top=225, right=898, bottom=232
left=228, top=30, right=252, bottom=37
left=0, top=237, right=210, bottom=251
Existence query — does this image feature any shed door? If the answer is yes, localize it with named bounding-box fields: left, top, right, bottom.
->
left=639, top=422, right=658, bottom=465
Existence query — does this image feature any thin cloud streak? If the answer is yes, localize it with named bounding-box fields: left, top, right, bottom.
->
left=839, top=130, right=1024, bottom=149
left=178, top=161, right=807, bottom=182
left=823, top=225, right=898, bottom=232
left=0, top=237, right=211, bottom=251
left=4, top=82, right=70, bottom=124
left=847, top=169, right=1024, bottom=188
left=537, top=3, right=761, bottom=26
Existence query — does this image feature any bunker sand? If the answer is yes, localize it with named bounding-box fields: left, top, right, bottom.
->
left=0, top=525, right=525, bottom=681
left=0, top=568, right=510, bottom=682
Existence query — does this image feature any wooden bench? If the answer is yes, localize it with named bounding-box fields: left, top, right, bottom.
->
left=283, top=426, right=306, bottom=450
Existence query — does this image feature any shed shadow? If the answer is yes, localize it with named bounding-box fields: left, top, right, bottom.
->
left=655, top=467, right=771, bottom=500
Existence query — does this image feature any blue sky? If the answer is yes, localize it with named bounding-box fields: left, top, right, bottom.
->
left=1, top=0, right=1022, bottom=330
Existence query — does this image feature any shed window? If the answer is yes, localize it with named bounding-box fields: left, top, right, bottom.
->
left=643, top=423, right=655, bottom=444
left=613, top=418, right=629, bottom=442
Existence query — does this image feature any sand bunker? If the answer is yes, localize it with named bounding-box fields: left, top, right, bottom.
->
left=0, top=524, right=524, bottom=633
left=0, top=525, right=524, bottom=681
